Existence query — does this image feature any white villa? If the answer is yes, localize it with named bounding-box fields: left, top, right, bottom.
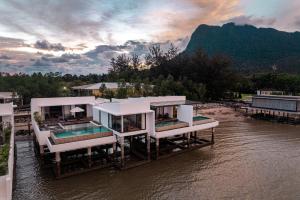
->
left=31, top=96, right=219, bottom=176
left=0, top=103, right=14, bottom=200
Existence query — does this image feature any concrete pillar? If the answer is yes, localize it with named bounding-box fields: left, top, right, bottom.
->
left=120, top=136, right=125, bottom=167
left=146, top=134, right=150, bottom=160
left=130, top=136, right=133, bottom=153
left=112, top=143, right=116, bottom=162
left=39, top=145, right=44, bottom=155
left=121, top=116, right=124, bottom=133
left=187, top=132, right=191, bottom=148
left=55, top=152, right=61, bottom=177
left=87, top=147, right=92, bottom=168
left=211, top=128, right=215, bottom=144
left=156, top=138, right=159, bottom=159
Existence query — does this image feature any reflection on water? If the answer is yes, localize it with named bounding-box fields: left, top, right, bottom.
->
left=13, top=119, right=300, bottom=200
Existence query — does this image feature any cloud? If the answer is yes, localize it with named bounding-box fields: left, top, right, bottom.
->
left=0, top=0, right=243, bottom=46
left=0, top=38, right=188, bottom=75
left=0, top=55, right=11, bottom=60
left=34, top=40, right=65, bottom=51
left=226, top=15, right=276, bottom=27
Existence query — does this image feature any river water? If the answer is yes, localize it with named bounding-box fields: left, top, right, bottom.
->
left=13, top=118, right=300, bottom=200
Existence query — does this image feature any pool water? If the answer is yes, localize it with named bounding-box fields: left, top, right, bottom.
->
left=193, top=116, right=209, bottom=121
left=55, top=126, right=111, bottom=138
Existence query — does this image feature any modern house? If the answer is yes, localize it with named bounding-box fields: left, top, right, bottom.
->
left=72, top=82, right=132, bottom=96
left=0, top=103, right=14, bottom=200
left=31, top=96, right=116, bottom=177
left=31, top=96, right=219, bottom=177
left=93, top=96, right=219, bottom=167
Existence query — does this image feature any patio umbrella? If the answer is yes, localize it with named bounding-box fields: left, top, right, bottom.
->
left=70, top=107, right=84, bottom=113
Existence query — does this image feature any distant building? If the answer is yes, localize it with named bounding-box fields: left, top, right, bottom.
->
left=72, top=82, right=132, bottom=97
left=257, top=90, right=285, bottom=96
left=0, top=92, right=20, bottom=105
left=252, top=95, right=300, bottom=112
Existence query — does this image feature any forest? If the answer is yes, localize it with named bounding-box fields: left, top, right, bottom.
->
left=1, top=45, right=300, bottom=105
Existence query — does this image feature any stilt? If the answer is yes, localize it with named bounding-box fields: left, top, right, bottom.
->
left=87, top=147, right=92, bottom=168
left=211, top=128, right=215, bottom=144
left=187, top=132, right=191, bottom=148
left=55, top=152, right=61, bottom=177
left=112, top=142, right=116, bottom=162
left=146, top=134, right=150, bottom=160
left=130, top=136, right=133, bottom=153
left=120, top=136, right=125, bottom=167
left=156, top=138, right=160, bottom=159
left=39, top=145, right=44, bottom=161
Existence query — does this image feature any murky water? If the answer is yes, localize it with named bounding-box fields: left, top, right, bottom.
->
left=13, top=118, right=300, bottom=200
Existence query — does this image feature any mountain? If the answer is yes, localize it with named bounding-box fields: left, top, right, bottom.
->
left=184, top=23, right=300, bottom=73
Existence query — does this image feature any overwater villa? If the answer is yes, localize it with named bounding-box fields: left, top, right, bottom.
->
left=31, top=96, right=219, bottom=177
left=247, top=94, right=300, bottom=123
left=0, top=103, right=14, bottom=200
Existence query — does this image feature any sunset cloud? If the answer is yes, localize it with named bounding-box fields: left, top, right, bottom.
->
left=0, top=0, right=299, bottom=74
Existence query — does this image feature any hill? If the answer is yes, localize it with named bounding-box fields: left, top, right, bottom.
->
left=184, top=23, right=300, bottom=73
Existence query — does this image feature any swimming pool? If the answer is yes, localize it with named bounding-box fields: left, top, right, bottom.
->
left=193, top=116, right=209, bottom=121
left=51, top=125, right=113, bottom=144
left=63, top=122, right=94, bottom=130
left=55, top=126, right=112, bottom=138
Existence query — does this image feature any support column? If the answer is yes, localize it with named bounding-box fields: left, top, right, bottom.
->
left=55, top=152, right=61, bottom=177
left=156, top=138, right=159, bottom=159
left=211, top=128, right=215, bottom=144
left=147, top=134, right=151, bottom=160
left=120, top=136, right=125, bottom=168
left=112, top=143, right=116, bottom=163
left=130, top=136, right=133, bottom=153
left=39, top=145, right=45, bottom=161
left=187, top=132, right=191, bottom=148
left=87, top=147, right=92, bottom=168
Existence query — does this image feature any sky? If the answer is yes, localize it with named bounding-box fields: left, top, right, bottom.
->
left=0, top=0, right=300, bottom=75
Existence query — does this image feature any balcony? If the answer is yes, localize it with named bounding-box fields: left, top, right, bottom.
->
left=155, top=119, right=189, bottom=132
left=193, top=115, right=215, bottom=126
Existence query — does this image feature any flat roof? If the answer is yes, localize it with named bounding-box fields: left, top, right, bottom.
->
left=0, top=92, right=18, bottom=99
left=72, top=82, right=132, bottom=90
left=150, top=100, right=202, bottom=107
left=254, top=95, right=300, bottom=101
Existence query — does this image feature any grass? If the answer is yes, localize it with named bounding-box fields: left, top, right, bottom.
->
left=240, top=93, right=253, bottom=101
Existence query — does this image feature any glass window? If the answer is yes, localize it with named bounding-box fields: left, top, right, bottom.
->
left=123, top=114, right=145, bottom=132
left=108, top=114, right=121, bottom=132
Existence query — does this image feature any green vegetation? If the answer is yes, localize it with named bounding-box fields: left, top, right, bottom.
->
left=1, top=44, right=300, bottom=103
left=185, top=23, right=300, bottom=73
left=33, top=112, right=43, bottom=126
left=0, top=126, right=11, bottom=176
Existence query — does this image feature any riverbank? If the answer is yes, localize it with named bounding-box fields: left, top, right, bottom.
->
left=197, top=104, right=246, bottom=123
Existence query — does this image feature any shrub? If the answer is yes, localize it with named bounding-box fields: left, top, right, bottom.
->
left=0, top=144, right=10, bottom=176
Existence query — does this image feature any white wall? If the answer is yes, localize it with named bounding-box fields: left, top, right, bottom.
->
left=252, top=98, right=297, bottom=112
left=177, top=105, right=193, bottom=126
left=0, top=103, right=13, bottom=117
left=92, top=107, right=99, bottom=122
left=101, top=111, right=109, bottom=127
left=32, top=120, right=51, bottom=145
left=94, top=100, right=150, bottom=116
left=146, top=111, right=155, bottom=134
